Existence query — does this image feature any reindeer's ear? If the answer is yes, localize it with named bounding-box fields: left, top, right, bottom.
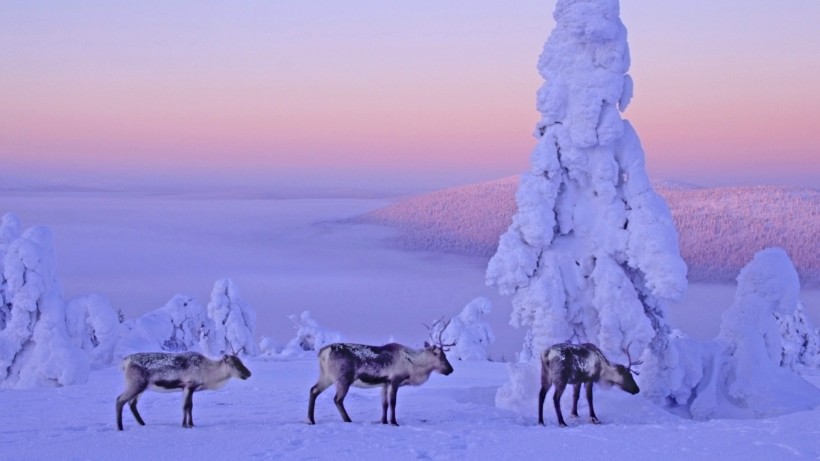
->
left=424, top=341, right=431, bottom=348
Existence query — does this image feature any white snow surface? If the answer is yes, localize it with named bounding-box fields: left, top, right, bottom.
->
left=1, top=358, right=820, bottom=461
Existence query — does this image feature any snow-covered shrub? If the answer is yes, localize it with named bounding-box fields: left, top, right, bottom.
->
left=489, top=0, right=687, bottom=411
left=200, top=278, right=258, bottom=356
left=0, top=224, right=89, bottom=388
left=280, top=311, right=341, bottom=356
left=257, top=336, right=279, bottom=357
left=429, top=297, right=495, bottom=361
left=117, top=294, right=207, bottom=356
left=65, top=294, right=120, bottom=369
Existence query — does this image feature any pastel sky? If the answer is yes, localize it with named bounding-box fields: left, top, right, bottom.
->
left=1, top=1, right=818, bottom=189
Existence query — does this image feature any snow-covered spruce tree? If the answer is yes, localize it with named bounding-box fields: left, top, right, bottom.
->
left=65, top=294, right=120, bottom=369
left=200, top=278, right=258, bottom=356
left=117, top=294, right=207, bottom=355
left=429, top=297, right=495, bottom=361
left=0, top=213, right=22, bottom=332
left=687, top=248, right=820, bottom=418
left=280, top=311, right=341, bottom=356
left=0, top=225, right=89, bottom=388
left=487, top=0, right=687, bottom=410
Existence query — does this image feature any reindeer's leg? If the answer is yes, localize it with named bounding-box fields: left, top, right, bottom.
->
left=570, top=383, right=581, bottom=417
left=585, top=381, right=599, bottom=424
left=129, top=393, right=146, bottom=426
left=333, top=377, right=353, bottom=423
left=388, top=381, right=400, bottom=426
left=307, top=378, right=332, bottom=425
left=538, top=383, right=550, bottom=426
left=380, top=384, right=389, bottom=424
left=115, top=395, right=128, bottom=431
left=116, top=378, right=147, bottom=431
left=182, top=387, right=195, bottom=428
left=538, top=365, right=550, bottom=426
left=552, top=381, right=568, bottom=427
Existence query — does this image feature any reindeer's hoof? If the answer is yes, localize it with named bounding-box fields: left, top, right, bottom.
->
left=558, top=422, right=568, bottom=428
left=390, top=421, right=399, bottom=427
left=307, top=420, right=316, bottom=425
left=590, top=417, right=600, bottom=425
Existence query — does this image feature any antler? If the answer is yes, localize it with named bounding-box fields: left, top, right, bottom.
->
left=424, top=317, right=456, bottom=351
left=621, top=341, right=644, bottom=375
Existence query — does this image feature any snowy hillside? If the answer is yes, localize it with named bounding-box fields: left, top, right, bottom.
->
left=352, top=177, right=820, bottom=287
left=2, top=358, right=819, bottom=461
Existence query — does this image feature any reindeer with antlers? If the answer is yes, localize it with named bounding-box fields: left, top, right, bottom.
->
left=307, top=319, right=455, bottom=426
left=538, top=342, right=642, bottom=427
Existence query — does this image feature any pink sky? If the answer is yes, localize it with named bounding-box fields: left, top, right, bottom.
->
left=1, top=1, right=818, bottom=189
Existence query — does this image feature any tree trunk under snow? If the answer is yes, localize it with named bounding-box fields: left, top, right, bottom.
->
left=487, top=0, right=687, bottom=411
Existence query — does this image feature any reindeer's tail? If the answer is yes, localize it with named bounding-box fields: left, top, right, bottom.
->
left=120, top=356, right=133, bottom=371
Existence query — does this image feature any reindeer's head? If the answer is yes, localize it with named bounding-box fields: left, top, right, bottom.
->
left=612, top=364, right=639, bottom=394
left=422, top=342, right=454, bottom=375
left=613, top=344, right=642, bottom=394
left=223, top=354, right=252, bottom=380
left=424, top=317, right=456, bottom=376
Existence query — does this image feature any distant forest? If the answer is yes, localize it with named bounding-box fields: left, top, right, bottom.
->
left=352, top=177, right=819, bottom=288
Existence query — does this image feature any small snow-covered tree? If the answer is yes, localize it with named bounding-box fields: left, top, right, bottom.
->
left=776, top=302, right=820, bottom=369
left=0, top=213, right=22, bottom=332
left=65, top=294, right=120, bottom=368
left=488, top=0, right=687, bottom=411
left=200, top=278, right=258, bottom=356
left=281, top=311, right=341, bottom=356
left=117, top=294, right=207, bottom=355
left=0, top=225, right=89, bottom=388
left=429, top=297, right=495, bottom=361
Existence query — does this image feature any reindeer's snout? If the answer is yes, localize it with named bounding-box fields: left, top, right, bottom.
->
left=440, top=359, right=454, bottom=376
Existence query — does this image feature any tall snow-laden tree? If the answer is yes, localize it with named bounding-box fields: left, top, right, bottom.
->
left=200, top=278, right=258, bottom=356
left=0, top=225, right=89, bottom=388
left=488, top=0, right=687, bottom=410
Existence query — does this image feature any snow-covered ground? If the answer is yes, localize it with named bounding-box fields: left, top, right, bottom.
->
left=1, top=357, right=819, bottom=461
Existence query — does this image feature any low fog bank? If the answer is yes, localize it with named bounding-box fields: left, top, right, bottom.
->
left=2, top=186, right=817, bottom=357
left=0, top=189, right=521, bottom=356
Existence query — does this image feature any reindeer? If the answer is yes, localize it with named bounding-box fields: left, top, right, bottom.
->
left=115, top=351, right=251, bottom=431
left=307, top=319, right=455, bottom=426
left=538, top=342, right=641, bottom=427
